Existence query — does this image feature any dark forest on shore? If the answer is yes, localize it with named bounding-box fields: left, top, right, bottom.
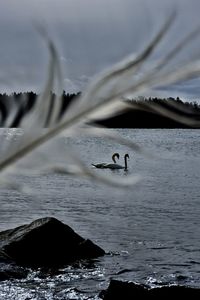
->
left=0, top=91, right=200, bottom=128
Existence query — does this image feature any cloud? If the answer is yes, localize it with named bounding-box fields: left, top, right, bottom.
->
left=64, top=75, right=92, bottom=93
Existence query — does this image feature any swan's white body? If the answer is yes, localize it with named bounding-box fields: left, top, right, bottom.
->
left=92, top=153, right=119, bottom=169
left=104, top=154, right=129, bottom=170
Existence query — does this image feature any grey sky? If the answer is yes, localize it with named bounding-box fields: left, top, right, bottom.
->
left=1, top=0, right=200, bottom=100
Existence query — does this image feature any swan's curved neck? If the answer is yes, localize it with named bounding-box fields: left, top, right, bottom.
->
left=124, top=155, right=128, bottom=170
left=112, top=153, right=119, bottom=163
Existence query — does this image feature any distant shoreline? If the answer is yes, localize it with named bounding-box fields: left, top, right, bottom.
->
left=0, top=92, right=200, bottom=128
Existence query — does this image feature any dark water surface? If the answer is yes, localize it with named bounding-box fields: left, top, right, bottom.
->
left=0, top=129, right=200, bottom=299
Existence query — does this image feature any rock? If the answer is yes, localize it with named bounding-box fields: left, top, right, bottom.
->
left=0, top=217, right=105, bottom=268
left=100, top=279, right=200, bottom=299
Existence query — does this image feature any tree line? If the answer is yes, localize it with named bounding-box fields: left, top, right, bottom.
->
left=96, top=96, right=200, bottom=128
left=0, top=91, right=200, bottom=128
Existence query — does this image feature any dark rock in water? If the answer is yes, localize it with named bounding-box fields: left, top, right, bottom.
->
left=0, top=217, right=105, bottom=268
left=100, top=279, right=200, bottom=299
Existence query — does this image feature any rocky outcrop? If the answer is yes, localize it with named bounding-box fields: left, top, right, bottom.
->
left=100, top=280, right=200, bottom=299
left=0, top=217, right=105, bottom=269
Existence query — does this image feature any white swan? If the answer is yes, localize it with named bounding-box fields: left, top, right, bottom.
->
left=104, top=153, right=129, bottom=170
left=92, top=153, right=119, bottom=168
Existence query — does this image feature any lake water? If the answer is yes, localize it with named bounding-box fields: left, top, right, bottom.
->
left=0, top=128, right=200, bottom=299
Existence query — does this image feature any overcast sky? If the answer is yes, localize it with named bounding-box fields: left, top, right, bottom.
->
left=1, top=0, right=200, bottom=100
